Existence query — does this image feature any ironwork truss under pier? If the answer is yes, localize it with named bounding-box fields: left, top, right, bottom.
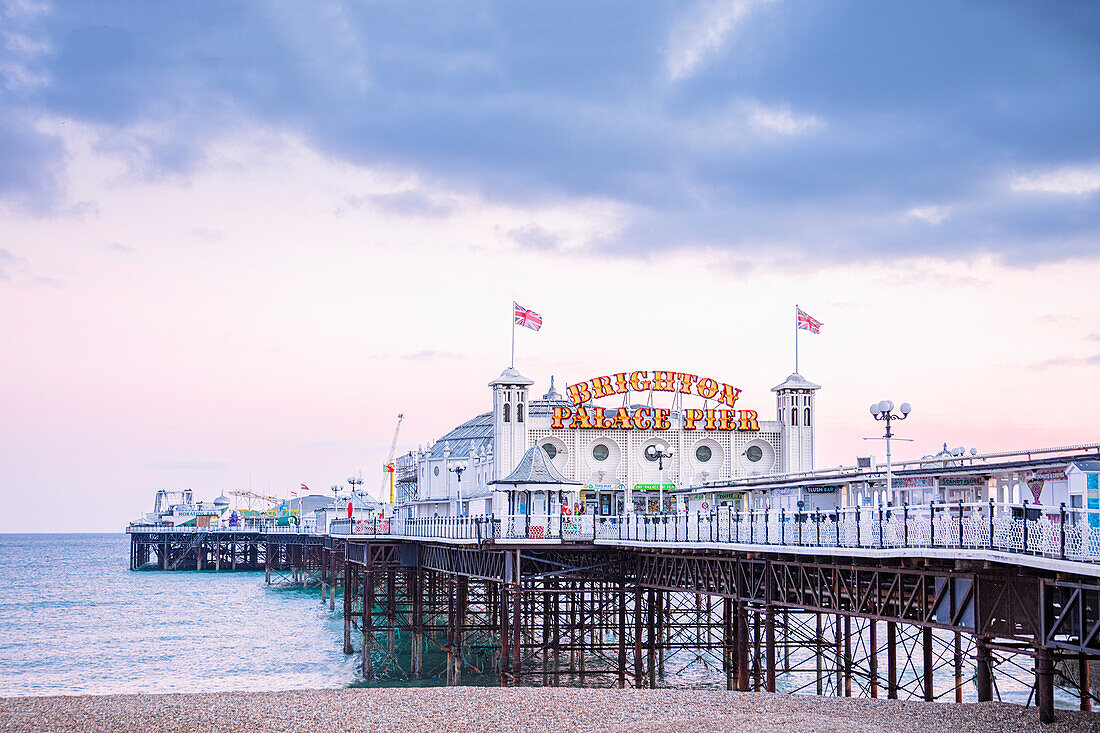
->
left=128, top=529, right=1100, bottom=724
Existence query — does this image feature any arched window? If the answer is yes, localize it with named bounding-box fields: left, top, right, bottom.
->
left=791, top=407, right=798, bottom=426
left=804, top=407, right=811, bottom=426
left=503, top=403, right=511, bottom=422
left=517, top=403, right=524, bottom=422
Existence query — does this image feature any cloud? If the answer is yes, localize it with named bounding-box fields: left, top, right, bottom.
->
left=907, top=205, right=951, bottom=225
left=1029, top=354, right=1100, bottom=370
left=665, top=0, right=774, bottom=81
left=1013, top=163, right=1100, bottom=195
left=2, top=2, right=1100, bottom=267
left=94, top=241, right=135, bottom=253
left=508, top=225, right=562, bottom=252
left=146, top=459, right=232, bottom=471
left=401, top=350, right=466, bottom=361
left=744, top=101, right=821, bottom=136
left=340, top=189, right=456, bottom=218
left=191, top=228, right=221, bottom=242
left=0, top=247, right=62, bottom=287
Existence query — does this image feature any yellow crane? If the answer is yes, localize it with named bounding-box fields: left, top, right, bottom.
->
left=380, top=414, right=404, bottom=503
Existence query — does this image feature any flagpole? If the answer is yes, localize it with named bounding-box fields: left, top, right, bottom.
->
left=510, top=301, right=516, bottom=368
left=794, top=304, right=799, bottom=374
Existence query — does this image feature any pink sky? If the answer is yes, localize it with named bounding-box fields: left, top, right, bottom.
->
left=2, top=127, right=1098, bottom=532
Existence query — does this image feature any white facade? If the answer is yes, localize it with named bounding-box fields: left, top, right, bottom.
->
left=396, top=367, right=818, bottom=517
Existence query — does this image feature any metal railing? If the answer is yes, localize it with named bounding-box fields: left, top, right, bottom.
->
left=129, top=502, right=1100, bottom=566
left=591, top=501, right=1100, bottom=562
left=126, top=524, right=303, bottom=534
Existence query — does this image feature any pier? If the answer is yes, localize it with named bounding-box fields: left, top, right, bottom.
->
left=129, top=499, right=1100, bottom=724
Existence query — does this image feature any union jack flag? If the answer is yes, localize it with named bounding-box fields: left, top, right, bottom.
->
left=796, top=307, right=822, bottom=334
left=514, top=302, right=542, bottom=331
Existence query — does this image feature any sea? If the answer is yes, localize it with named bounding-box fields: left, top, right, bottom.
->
left=0, top=533, right=1068, bottom=706
left=0, top=534, right=359, bottom=696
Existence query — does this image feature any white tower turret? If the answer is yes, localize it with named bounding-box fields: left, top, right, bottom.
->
left=771, top=373, right=821, bottom=474
left=489, top=367, right=535, bottom=480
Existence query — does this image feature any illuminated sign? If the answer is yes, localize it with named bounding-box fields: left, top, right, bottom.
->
left=803, top=485, right=840, bottom=494
left=568, top=370, right=742, bottom=406
left=634, top=484, right=676, bottom=492
left=552, top=404, right=759, bottom=431
left=586, top=483, right=625, bottom=491
left=554, top=370, right=759, bottom=432
left=941, top=477, right=984, bottom=486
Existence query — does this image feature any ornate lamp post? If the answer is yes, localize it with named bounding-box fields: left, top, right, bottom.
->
left=645, top=445, right=675, bottom=514
left=449, top=461, right=469, bottom=516
left=870, top=400, right=911, bottom=506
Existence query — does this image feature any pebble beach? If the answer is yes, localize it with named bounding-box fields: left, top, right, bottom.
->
left=4, top=688, right=1100, bottom=733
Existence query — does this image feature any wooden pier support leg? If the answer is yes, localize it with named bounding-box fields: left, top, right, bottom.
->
left=887, top=621, right=898, bottom=699
left=617, top=584, right=627, bottom=689
left=869, top=620, right=878, bottom=698
left=975, top=637, right=993, bottom=702
left=1080, top=655, right=1092, bottom=712
left=922, top=626, right=934, bottom=702
left=954, top=631, right=963, bottom=704
left=657, top=589, right=665, bottom=678
left=362, top=570, right=374, bottom=678
left=753, top=609, right=763, bottom=692
left=782, top=609, right=790, bottom=674
left=215, top=539, right=220, bottom=572
left=648, top=589, right=657, bottom=689
left=343, top=563, right=354, bottom=655
left=834, top=614, right=843, bottom=697
left=723, top=597, right=734, bottom=692
left=499, top=580, right=509, bottom=686
left=387, top=573, right=397, bottom=660
left=414, top=570, right=424, bottom=678
left=265, top=542, right=271, bottom=584
left=816, top=613, right=823, bottom=696
left=330, top=551, right=337, bottom=611
left=765, top=605, right=776, bottom=693
left=512, top=584, right=522, bottom=686
left=633, top=585, right=644, bottom=688
left=1036, top=647, right=1056, bottom=724
left=843, top=615, right=852, bottom=697
left=455, top=576, right=467, bottom=685
left=736, top=603, right=750, bottom=692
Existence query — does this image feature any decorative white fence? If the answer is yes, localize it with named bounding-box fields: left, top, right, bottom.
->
left=125, top=524, right=302, bottom=534
left=131, top=501, right=1100, bottom=565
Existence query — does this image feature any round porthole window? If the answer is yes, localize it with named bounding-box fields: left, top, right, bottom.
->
left=542, top=443, right=558, bottom=459
left=695, top=445, right=712, bottom=463
left=592, top=444, right=609, bottom=461
left=433, top=466, right=440, bottom=476
left=746, top=445, right=763, bottom=463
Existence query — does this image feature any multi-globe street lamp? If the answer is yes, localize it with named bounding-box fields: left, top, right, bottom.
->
left=644, top=445, right=675, bottom=514
left=870, top=400, right=911, bottom=505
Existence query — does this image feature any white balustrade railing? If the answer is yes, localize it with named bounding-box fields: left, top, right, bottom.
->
left=127, top=502, right=1100, bottom=565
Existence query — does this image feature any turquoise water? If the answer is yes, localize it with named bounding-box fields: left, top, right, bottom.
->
left=0, top=534, right=359, bottom=696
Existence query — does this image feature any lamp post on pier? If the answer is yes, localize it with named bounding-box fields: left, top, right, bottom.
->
left=449, top=461, right=468, bottom=516
left=645, top=445, right=675, bottom=514
left=870, top=400, right=911, bottom=506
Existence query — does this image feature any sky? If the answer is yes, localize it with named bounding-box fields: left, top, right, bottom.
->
left=2, top=1, right=1099, bottom=532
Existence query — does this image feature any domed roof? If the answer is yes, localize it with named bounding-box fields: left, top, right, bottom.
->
left=488, top=367, right=534, bottom=387
left=771, top=373, right=821, bottom=392
left=214, top=494, right=230, bottom=506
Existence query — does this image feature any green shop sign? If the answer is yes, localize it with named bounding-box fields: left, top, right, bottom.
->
left=634, top=484, right=676, bottom=492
